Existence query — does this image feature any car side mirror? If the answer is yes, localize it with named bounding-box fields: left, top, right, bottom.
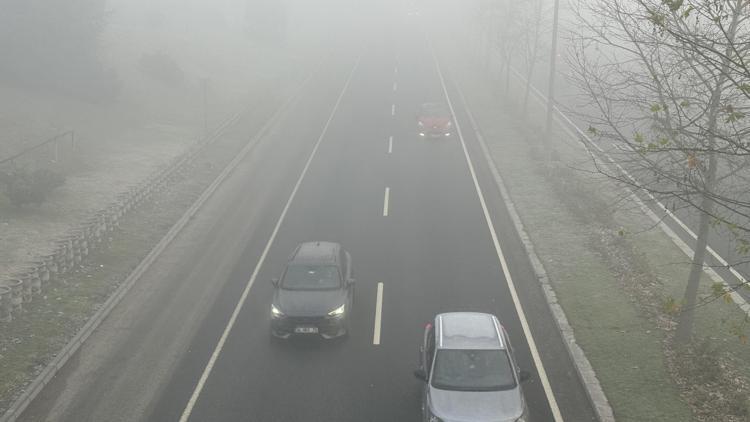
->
left=271, top=278, right=279, bottom=287
left=519, top=370, right=531, bottom=383
left=413, top=369, right=428, bottom=382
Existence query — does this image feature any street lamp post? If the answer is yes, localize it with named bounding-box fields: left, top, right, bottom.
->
left=544, top=0, right=560, bottom=143
left=200, top=77, right=209, bottom=140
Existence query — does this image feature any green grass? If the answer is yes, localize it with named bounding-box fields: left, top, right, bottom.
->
left=447, top=58, right=697, bottom=420
left=497, top=144, right=693, bottom=421
left=449, top=47, right=750, bottom=418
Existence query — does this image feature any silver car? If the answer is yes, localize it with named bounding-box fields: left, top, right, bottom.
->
left=414, top=312, right=531, bottom=422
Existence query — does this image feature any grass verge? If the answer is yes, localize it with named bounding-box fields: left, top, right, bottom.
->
left=0, top=99, right=279, bottom=415
left=446, top=52, right=750, bottom=421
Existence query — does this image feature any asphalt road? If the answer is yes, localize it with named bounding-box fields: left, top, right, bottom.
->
left=19, top=9, right=598, bottom=422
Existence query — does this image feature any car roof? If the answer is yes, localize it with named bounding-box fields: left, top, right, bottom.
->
left=289, top=241, right=340, bottom=265
left=435, top=312, right=505, bottom=350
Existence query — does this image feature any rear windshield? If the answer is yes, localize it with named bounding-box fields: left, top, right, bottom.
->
left=431, top=349, right=516, bottom=391
left=281, top=264, right=341, bottom=290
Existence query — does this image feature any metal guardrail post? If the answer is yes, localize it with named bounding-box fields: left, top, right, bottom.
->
left=20, top=273, right=32, bottom=303
left=38, top=259, right=50, bottom=286
left=27, top=267, right=41, bottom=296
left=0, top=286, right=11, bottom=322
left=44, top=254, right=58, bottom=283
left=8, top=278, right=23, bottom=313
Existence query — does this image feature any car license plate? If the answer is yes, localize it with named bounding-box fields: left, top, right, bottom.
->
left=294, top=326, right=318, bottom=334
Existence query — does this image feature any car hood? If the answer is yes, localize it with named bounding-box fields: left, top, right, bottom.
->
left=428, top=385, right=524, bottom=422
left=274, top=288, right=346, bottom=317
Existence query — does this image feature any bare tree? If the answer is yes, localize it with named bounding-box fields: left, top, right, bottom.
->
left=477, top=0, right=523, bottom=94
left=568, top=0, right=750, bottom=343
left=518, top=0, right=548, bottom=113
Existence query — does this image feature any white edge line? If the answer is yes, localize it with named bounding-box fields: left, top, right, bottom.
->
left=429, top=38, right=565, bottom=422
left=373, top=282, right=384, bottom=345
left=452, top=73, right=616, bottom=421
left=388, top=135, right=393, bottom=154
left=177, top=55, right=362, bottom=422
left=383, top=187, right=390, bottom=217
left=0, top=68, right=317, bottom=422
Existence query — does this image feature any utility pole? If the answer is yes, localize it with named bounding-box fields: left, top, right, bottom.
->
left=201, top=77, right=209, bottom=139
left=544, top=0, right=560, bottom=142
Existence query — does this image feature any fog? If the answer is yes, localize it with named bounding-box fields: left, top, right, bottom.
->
left=1, top=1, right=749, bottom=421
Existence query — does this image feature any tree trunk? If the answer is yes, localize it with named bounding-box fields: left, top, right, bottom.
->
left=505, top=58, right=511, bottom=94
left=523, top=63, right=534, bottom=114
left=483, top=26, right=491, bottom=75
left=675, top=193, right=715, bottom=344
left=674, top=0, right=742, bottom=344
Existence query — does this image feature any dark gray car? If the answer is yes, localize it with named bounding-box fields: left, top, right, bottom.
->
left=270, top=241, right=354, bottom=339
left=414, top=312, right=531, bottom=422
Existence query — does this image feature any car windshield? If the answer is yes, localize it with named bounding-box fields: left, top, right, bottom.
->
left=281, top=264, right=341, bottom=290
left=420, top=103, right=448, bottom=117
left=431, top=349, right=516, bottom=391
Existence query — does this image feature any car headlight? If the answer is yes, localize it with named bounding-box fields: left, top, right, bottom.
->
left=327, top=304, right=346, bottom=317
left=446, top=121, right=452, bottom=127
left=271, top=304, right=284, bottom=318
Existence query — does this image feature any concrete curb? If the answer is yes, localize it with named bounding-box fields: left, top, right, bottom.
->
left=450, top=79, right=616, bottom=422
left=0, top=73, right=313, bottom=422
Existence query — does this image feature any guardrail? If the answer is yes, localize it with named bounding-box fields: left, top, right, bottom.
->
left=0, top=113, right=241, bottom=322
left=0, top=130, right=75, bottom=170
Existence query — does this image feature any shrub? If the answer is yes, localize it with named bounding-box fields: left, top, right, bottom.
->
left=139, top=51, right=184, bottom=87
left=1, top=168, right=66, bottom=207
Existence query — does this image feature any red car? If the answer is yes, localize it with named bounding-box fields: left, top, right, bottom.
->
left=417, top=102, right=453, bottom=137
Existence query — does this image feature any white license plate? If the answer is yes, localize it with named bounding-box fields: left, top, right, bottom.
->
left=294, top=326, right=318, bottom=334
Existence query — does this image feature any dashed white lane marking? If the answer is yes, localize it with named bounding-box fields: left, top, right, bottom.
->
left=383, top=187, right=390, bottom=216
left=428, top=37, right=565, bottom=422
left=177, top=55, right=362, bottom=422
left=388, top=135, right=393, bottom=154
left=373, top=282, right=384, bottom=345
left=391, top=104, right=396, bottom=116
left=394, top=66, right=398, bottom=75
left=393, top=81, right=398, bottom=92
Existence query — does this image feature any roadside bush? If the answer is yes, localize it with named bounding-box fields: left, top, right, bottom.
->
left=1, top=168, right=66, bottom=207
left=138, top=52, right=184, bottom=87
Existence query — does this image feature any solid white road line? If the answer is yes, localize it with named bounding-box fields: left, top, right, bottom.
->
left=429, top=42, right=565, bottom=422
left=383, top=187, right=390, bottom=216
left=177, top=56, right=362, bottom=422
left=391, top=104, right=396, bottom=116
left=388, top=135, right=393, bottom=154
left=373, top=282, right=384, bottom=345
